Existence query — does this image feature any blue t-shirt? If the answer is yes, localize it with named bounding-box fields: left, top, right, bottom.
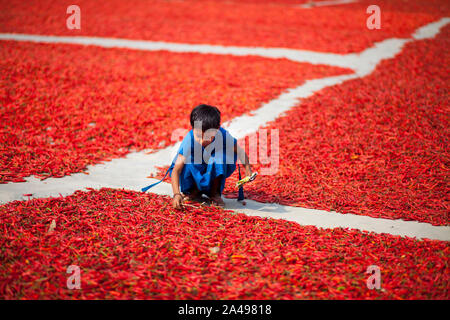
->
left=176, top=127, right=237, bottom=166
left=142, top=127, right=237, bottom=194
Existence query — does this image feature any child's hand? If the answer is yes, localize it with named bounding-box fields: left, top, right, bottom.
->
left=172, top=193, right=183, bottom=209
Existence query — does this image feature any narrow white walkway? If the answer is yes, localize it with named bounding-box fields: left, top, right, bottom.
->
left=0, top=33, right=355, bottom=70
left=0, top=18, right=449, bottom=241
left=0, top=34, right=410, bottom=76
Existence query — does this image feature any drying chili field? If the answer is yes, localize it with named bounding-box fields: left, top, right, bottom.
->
left=0, top=0, right=449, bottom=300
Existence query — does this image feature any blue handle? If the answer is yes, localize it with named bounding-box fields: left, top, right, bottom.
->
left=141, top=167, right=171, bottom=193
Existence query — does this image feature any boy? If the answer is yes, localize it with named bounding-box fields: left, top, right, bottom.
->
left=171, top=104, right=252, bottom=209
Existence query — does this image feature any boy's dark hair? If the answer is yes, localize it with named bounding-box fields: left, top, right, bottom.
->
left=190, top=104, right=221, bottom=131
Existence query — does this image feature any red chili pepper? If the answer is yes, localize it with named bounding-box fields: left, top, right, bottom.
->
left=0, top=187, right=448, bottom=299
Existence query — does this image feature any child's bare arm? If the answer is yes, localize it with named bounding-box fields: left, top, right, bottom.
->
left=171, top=154, right=186, bottom=209
left=235, top=144, right=252, bottom=176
